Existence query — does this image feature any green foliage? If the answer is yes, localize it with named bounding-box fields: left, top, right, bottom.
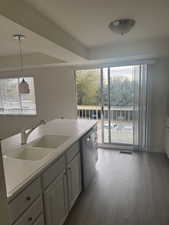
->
left=108, top=76, right=134, bottom=106
left=76, top=70, right=134, bottom=106
left=76, top=70, right=100, bottom=105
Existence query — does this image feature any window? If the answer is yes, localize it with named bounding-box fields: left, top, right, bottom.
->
left=0, top=77, right=36, bottom=115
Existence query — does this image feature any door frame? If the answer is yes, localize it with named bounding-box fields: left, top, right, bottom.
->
left=75, top=63, right=150, bottom=151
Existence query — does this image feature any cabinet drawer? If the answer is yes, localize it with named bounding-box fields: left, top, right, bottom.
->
left=9, top=178, right=41, bottom=224
left=14, top=197, right=43, bottom=225
left=42, top=155, right=65, bottom=188
left=33, top=215, right=45, bottom=225
left=66, top=142, right=80, bottom=163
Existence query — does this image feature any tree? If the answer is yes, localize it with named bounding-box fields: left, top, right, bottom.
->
left=76, top=70, right=100, bottom=105
left=76, top=70, right=134, bottom=106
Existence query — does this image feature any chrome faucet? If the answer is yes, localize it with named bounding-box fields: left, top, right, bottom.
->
left=21, top=120, right=46, bottom=145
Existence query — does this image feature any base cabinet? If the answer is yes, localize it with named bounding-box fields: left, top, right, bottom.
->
left=43, top=143, right=82, bottom=225
left=44, top=171, right=68, bottom=225
left=9, top=131, right=96, bottom=225
left=67, top=153, right=81, bottom=210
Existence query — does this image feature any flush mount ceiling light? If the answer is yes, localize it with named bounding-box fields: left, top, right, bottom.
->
left=13, top=33, right=30, bottom=94
left=108, top=18, right=135, bottom=35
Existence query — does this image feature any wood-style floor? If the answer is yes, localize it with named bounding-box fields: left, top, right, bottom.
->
left=64, top=149, right=169, bottom=225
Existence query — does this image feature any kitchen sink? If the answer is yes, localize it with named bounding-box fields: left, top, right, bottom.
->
left=6, top=147, right=52, bottom=161
left=5, top=135, right=71, bottom=161
left=31, top=135, right=70, bottom=149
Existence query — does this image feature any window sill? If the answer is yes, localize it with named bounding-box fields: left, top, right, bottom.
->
left=0, top=113, right=37, bottom=116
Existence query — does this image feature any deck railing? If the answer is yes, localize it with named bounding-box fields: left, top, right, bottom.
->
left=77, top=105, right=133, bottom=121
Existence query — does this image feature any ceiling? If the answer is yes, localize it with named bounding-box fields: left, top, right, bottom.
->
left=0, top=15, right=35, bottom=56
left=0, top=0, right=169, bottom=68
left=0, top=14, right=83, bottom=67
left=25, top=0, right=169, bottom=47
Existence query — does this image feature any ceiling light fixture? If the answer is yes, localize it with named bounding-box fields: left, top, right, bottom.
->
left=13, top=33, right=30, bottom=94
left=109, top=18, right=135, bottom=35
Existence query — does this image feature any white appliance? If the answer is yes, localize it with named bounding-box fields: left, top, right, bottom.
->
left=81, top=126, right=98, bottom=190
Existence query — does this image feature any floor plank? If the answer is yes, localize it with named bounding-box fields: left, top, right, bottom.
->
left=64, top=149, right=169, bottom=225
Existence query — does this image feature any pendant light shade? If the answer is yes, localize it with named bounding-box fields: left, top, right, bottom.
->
left=14, top=33, right=30, bottom=94
left=19, top=78, right=30, bottom=94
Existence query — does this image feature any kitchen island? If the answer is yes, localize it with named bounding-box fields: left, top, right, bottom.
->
left=2, top=119, right=97, bottom=225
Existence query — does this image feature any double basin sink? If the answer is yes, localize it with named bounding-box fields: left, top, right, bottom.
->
left=5, top=135, right=70, bottom=161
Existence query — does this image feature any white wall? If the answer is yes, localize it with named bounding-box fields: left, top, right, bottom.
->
left=149, top=57, right=169, bottom=152
left=89, top=38, right=169, bottom=61
left=0, top=66, right=77, bottom=138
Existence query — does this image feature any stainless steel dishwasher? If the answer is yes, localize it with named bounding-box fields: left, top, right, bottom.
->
left=81, top=126, right=98, bottom=190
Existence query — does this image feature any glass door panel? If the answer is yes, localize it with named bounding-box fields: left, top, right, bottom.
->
left=101, top=68, right=109, bottom=143
left=76, top=69, right=102, bottom=143
left=109, top=66, right=134, bottom=145
left=76, top=66, right=139, bottom=147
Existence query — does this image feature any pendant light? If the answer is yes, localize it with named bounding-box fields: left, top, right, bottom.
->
left=13, top=33, right=30, bottom=94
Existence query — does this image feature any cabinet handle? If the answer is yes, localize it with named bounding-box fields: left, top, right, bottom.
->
left=28, top=217, right=33, bottom=222
left=26, top=196, right=31, bottom=201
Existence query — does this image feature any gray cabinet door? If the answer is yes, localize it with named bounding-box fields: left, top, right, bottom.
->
left=44, top=171, right=68, bottom=225
left=67, top=153, right=81, bottom=210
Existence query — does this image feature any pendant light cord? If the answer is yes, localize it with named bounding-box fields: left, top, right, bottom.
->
left=18, top=35, right=24, bottom=79
left=14, top=33, right=30, bottom=94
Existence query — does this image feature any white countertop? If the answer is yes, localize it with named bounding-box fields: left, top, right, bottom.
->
left=3, top=119, right=96, bottom=201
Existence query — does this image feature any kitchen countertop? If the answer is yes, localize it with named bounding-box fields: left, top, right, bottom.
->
left=2, top=119, right=96, bottom=202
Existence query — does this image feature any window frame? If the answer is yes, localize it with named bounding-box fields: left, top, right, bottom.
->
left=0, top=76, right=37, bottom=116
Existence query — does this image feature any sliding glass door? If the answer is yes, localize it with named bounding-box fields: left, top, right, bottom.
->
left=76, top=64, right=149, bottom=151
